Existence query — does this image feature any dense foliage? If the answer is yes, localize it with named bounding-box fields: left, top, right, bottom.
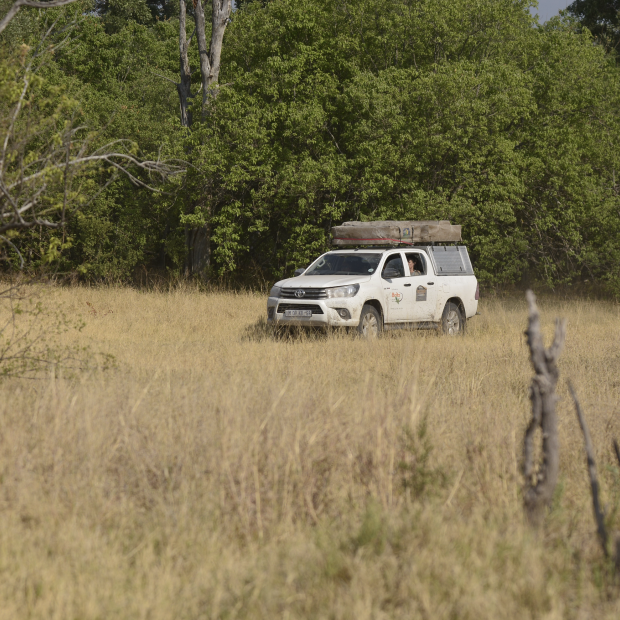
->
left=1, top=0, right=620, bottom=291
left=567, top=0, right=620, bottom=52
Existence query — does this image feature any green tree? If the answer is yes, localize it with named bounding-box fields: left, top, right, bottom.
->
left=4, top=0, right=620, bottom=293
left=184, top=0, right=620, bottom=290
left=1, top=1, right=181, bottom=276
left=93, top=0, right=180, bottom=33
left=567, top=0, right=620, bottom=51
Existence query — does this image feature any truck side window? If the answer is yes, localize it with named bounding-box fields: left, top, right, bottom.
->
left=405, top=253, right=426, bottom=276
left=382, top=254, right=405, bottom=278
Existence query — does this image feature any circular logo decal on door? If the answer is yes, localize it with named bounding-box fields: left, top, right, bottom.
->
left=391, top=291, right=403, bottom=304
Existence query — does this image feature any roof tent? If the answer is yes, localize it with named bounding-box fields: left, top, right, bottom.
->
left=330, top=220, right=462, bottom=246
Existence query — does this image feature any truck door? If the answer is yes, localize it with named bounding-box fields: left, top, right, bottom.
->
left=381, top=253, right=410, bottom=323
left=404, top=252, right=437, bottom=322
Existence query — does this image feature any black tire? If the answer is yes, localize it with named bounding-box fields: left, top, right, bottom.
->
left=357, top=304, right=382, bottom=338
left=441, top=302, right=464, bottom=335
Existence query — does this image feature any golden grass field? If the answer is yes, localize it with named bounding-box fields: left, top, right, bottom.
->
left=2, top=285, right=620, bottom=619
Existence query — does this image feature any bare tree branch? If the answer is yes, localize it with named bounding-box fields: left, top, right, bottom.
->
left=1, top=147, right=183, bottom=233
left=4, top=148, right=183, bottom=193
left=0, top=235, right=24, bottom=268
left=568, top=380, right=608, bottom=557
left=1, top=31, right=185, bottom=246
left=522, top=290, right=567, bottom=527
left=152, top=71, right=178, bottom=86
left=0, top=0, right=80, bottom=35
left=0, top=71, right=31, bottom=177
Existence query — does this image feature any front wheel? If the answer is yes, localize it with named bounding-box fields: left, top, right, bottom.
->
left=441, top=302, right=464, bottom=335
left=357, top=304, right=382, bottom=338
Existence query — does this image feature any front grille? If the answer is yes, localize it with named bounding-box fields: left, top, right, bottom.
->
left=280, top=288, right=327, bottom=300
left=277, top=303, right=324, bottom=315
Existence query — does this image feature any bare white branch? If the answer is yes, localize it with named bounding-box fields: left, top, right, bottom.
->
left=0, top=6, right=185, bottom=265
left=6, top=152, right=182, bottom=193
left=0, top=0, right=80, bottom=35
left=152, top=71, right=179, bottom=86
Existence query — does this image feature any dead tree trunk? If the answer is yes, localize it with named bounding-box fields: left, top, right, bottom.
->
left=183, top=0, right=213, bottom=280
left=207, top=0, right=232, bottom=93
left=193, top=0, right=211, bottom=113
left=188, top=0, right=232, bottom=118
left=522, top=290, right=567, bottom=527
left=178, top=0, right=192, bottom=128
left=181, top=0, right=231, bottom=280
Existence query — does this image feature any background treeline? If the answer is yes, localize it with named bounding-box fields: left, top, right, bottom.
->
left=1, top=0, right=620, bottom=291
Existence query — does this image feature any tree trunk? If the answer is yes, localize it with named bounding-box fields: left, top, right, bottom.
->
left=178, top=0, right=192, bottom=128
left=522, top=290, right=566, bottom=527
left=193, top=0, right=232, bottom=111
left=185, top=223, right=210, bottom=279
left=193, top=0, right=211, bottom=113
left=208, top=0, right=232, bottom=92
left=182, top=0, right=231, bottom=280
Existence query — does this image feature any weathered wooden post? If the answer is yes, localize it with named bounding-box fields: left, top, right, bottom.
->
left=522, top=290, right=567, bottom=527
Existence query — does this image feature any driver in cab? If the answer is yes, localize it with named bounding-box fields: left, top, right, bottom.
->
left=408, top=257, right=421, bottom=276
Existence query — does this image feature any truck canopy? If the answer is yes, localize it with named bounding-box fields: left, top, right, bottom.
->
left=423, top=245, right=474, bottom=276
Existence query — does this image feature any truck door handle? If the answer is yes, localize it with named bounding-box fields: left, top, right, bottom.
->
left=404, top=283, right=411, bottom=287
left=427, top=282, right=434, bottom=285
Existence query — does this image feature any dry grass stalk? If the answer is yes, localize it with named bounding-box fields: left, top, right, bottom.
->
left=522, top=290, right=567, bottom=527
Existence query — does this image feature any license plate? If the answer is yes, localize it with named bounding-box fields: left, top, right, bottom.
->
left=285, top=309, right=312, bottom=317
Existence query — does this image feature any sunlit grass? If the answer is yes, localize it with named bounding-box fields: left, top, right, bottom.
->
left=1, top=286, right=620, bottom=618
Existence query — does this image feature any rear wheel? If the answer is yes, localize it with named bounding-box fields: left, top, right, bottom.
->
left=357, top=304, right=382, bottom=338
left=441, top=302, right=464, bottom=335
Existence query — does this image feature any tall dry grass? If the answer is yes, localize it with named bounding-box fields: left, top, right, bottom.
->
left=1, top=286, right=620, bottom=619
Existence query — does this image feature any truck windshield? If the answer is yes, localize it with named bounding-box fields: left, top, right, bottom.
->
left=305, top=253, right=382, bottom=276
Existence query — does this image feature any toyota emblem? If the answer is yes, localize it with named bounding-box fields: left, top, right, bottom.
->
left=294, top=289, right=305, bottom=298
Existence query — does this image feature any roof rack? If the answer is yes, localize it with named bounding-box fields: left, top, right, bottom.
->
left=330, top=220, right=462, bottom=246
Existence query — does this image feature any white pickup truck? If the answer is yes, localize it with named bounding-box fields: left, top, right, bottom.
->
left=267, top=245, right=479, bottom=336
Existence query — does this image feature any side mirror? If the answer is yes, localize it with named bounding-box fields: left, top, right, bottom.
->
left=294, top=267, right=306, bottom=277
left=382, top=267, right=400, bottom=279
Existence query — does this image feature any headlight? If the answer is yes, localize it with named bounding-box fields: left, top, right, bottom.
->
left=325, top=284, right=360, bottom=298
left=269, top=286, right=281, bottom=298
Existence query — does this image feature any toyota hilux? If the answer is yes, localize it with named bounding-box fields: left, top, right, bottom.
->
left=267, top=244, right=479, bottom=337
